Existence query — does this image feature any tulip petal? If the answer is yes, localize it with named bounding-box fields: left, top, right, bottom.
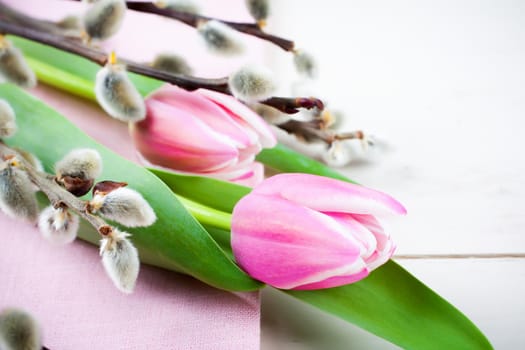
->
left=352, top=214, right=390, bottom=251
left=253, top=173, right=407, bottom=216
left=328, top=212, right=377, bottom=259
left=292, top=268, right=370, bottom=290
left=152, top=86, right=256, bottom=148
left=197, top=89, right=277, bottom=148
left=131, top=99, right=238, bottom=172
left=232, top=193, right=364, bottom=289
left=229, top=162, right=264, bottom=187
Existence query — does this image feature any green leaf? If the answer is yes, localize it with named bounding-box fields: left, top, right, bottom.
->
left=287, top=261, right=492, bottom=350
left=149, top=167, right=250, bottom=213
left=0, top=84, right=262, bottom=292
left=257, top=143, right=356, bottom=183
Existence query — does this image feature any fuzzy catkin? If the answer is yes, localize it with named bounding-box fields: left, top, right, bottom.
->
left=55, top=148, right=102, bottom=180
left=95, top=64, right=146, bottom=122
left=293, top=50, right=317, bottom=78
left=160, top=0, right=201, bottom=14
left=228, top=65, right=277, bottom=103
left=100, top=230, right=140, bottom=293
left=0, top=99, right=16, bottom=138
left=0, top=41, right=37, bottom=88
left=83, top=0, right=126, bottom=40
left=38, top=206, right=80, bottom=244
left=151, top=53, right=193, bottom=76
left=322, top=141, right=352, bottom=167
left=91, top=187, right=156, bottom=227
left=245, top=0, right=270, bottom=21
left=0, top=308, right=41, bottom=350
left=0, top=164, right=38, bottom=222
left=197, top=20, right=244, bottom=56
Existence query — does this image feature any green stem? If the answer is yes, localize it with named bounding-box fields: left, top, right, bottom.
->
left=25, top=56, right=95, bottom=100
left=177, top=195, right=232, bottom=231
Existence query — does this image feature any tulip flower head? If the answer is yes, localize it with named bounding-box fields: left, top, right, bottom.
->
left=130, top=85, right=276, bottom=187
left=231, top=173, right=406, bottom=290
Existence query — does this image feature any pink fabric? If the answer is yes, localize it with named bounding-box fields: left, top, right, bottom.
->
left=0, top=216, right=259, bottom=349
left=1, top=2, right=264, bottom=348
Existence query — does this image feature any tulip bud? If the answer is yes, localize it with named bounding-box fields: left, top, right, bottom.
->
left=245, top=0, right=270, bottom=24
left=100, top=228, right=140, bottom=293
left=38, top=205, right=80, bottom=244
left=322, top=141, right=353, bottom=168
left=95, top=53, right=146, bottom=122
left=89, top=181, right=156, bottom=227
left=197, top=20, right=244, bottom=56
left=82, top=0, right=126, bottom=41
left=0, top=308, right=41, bottom=350
left=155, top=0, right=201, bottom=14
left=228, top=65, right=277, bottom=103
left=0, top=37, right=37, bottom=88
left=293, top=49, right=317, bottom=78
left=231, top=173, right=406, bottom=290
left=150, top=53, right=193, bottom=75
left=130, top=85, right=276, bottom=186
left=0, top=159, right=38, bottom=223
left=0, top=99, right=17, bottom=138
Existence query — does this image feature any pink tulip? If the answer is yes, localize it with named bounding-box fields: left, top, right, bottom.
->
left=129, top=85, right=276, bottom=187
left=231, top=173, right=406, bottom=290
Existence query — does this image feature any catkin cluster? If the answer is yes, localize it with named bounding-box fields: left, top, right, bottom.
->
left=0, top=100, right=156, bottom=293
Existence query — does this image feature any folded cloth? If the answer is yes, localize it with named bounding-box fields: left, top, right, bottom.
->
left=0, top=216, right=260, bottom=349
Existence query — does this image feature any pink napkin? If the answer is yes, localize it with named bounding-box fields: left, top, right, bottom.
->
left=1, top=1, right=264, bottom=348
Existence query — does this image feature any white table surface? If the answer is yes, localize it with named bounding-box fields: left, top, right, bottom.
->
left=261, top=1, right=525, bottom=348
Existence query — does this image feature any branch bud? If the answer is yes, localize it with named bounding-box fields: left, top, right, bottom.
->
left=228, top=65, right=277, bottom=103
left=95, top=55, right=146, bottom=122
left=0, top=159, right=38, bottom=222
left=99, top=229, right=140, bottom=293
left=0, top=37, right=37, bottom=88
left=90, top=182, right=156, bottom=227
left=0, top=99, right=17, bottom=138
left=82, top=0, right=126, bottom=41
left=0, top=308, right=41, bottom=350
left=197, top=20, right=244, bottom=56
left=38, top=205, right=80, bottom=244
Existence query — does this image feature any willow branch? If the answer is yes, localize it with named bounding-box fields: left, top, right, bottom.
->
left=67, top=0, right=295, bottom=52
left=277, top=119, right=364, bottom=145
left=0, top=143, right=110, bottom=234
left=0, top=18, right=321, bottom=114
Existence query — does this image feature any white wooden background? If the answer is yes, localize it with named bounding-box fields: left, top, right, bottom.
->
left=260, top=1, right=525, bottom=348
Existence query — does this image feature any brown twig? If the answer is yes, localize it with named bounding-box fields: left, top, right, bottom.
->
left=67, top=0, right=295, bottom=52
left=0, top=143, right=110, bottom=235
left=0, top=17, right=321, bottom=114
left=277, top=119, right=364, bottom=145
